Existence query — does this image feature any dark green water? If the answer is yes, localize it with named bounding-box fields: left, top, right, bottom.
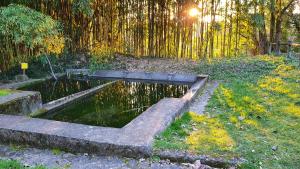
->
left=38, top=80, right=190, bottom=128
left=19, top=77, right=108, bottom=103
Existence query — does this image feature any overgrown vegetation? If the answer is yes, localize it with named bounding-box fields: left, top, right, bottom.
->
left=154, top=55, right=300, bottom=168
left=0, top=56, right=65, bottom=80
left=0, top=4, right=64, bottom=73
left=0, top=159, right=46, bottom=169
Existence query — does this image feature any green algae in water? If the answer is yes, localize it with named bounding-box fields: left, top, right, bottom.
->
left=19, top=77, right=108, bottom=103
left=38, top=81, right=190, bottom=128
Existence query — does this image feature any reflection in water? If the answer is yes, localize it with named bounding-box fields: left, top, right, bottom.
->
left=19, top=77, right=108, bottom=103
left=38, top=81, right=190, bottom=128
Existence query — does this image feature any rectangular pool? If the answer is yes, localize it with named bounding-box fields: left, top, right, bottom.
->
left=37, top=80, right=190, bottom=128
left=19, top=77, right=108, bottom=103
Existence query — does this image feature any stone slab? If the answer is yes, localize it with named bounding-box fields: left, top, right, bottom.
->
left=0, top=79, right=44, bottom=90
left=0, top=73, right=65, bottom=90
left=90, top=70, right=198, bottom=84
left=0, top=91, right=42, bottom=115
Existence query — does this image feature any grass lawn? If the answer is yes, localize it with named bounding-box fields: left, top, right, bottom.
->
left=0, top=89, right=11, bottom=97
left=0, top=159, right=46, bottom=169
left=154, top=55, right=300, bottom=169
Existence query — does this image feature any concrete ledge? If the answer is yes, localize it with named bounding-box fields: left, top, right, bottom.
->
left=0, top=91, right=42, bottom=115
left=0, top=79, right=45, bottom=90
left=66, top=69, right=90, bottom=76
left=0, top=115, right=150, bottom=158
left=90, top=70, right=198, bottom=84
left=0, top=73, right=65, bottom=90
left=0, top=98, right=187, bottom=158
left=183, top=76, right=208, bottom=101
left=0, top=72, right=208, bottom=158
left=122, top=98, right=189, bottom=146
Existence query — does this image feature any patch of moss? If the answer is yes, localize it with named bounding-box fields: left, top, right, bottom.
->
left=0, top=159, right=47, bottom=169
left=10, top=143, right=27, bottom=151
left=0, top=89, right=12, bottom=97
left=51, top=148, right=62, bottom=155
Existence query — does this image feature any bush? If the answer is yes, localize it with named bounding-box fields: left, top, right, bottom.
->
left=0, top=4, right=64, bottom=73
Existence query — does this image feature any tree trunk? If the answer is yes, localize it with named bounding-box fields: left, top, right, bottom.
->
left=274, top=18, right=282, bottom=55
left=269, top=0, right=275, bottom=53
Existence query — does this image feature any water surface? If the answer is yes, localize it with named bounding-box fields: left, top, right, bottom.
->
left=20, top=77, right=108, bottom=103
left=38, top=80, right=190, bottom=128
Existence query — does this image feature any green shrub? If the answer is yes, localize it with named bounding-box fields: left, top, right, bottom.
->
left=0, top=4, right=64, bottom=73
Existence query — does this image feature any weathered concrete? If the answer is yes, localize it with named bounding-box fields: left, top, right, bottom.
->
left=0, top=79, right=44, bottom=90
left=90, top=70, right=199, bottom=84
left=122, top=98, right=189, bottom=146
left=0, top=71, right=208, bottom=158
left=0, top=91, right=42, bottom=115
left=189, top=81, right=219, bottom=114
left=66, top=69, right=90, bottom=76
left=42, top=81, right=117, bottom=114
left=0, top=73, right=65, bottom=90
left=0, top=98, right=190, bottom=158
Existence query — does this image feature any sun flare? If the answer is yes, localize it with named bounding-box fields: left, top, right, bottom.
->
left=189, top=8, right=199, bottom=17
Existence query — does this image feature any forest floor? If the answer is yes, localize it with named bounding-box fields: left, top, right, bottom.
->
left=110, top=55, right=198, bottom=74
left=154, top=55, right=300, bottom=168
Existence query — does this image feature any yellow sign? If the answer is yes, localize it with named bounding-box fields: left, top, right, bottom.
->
left=21, top=63, right=28, bottom=70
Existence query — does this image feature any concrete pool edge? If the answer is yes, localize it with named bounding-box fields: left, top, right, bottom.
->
left=42, top=81, right=118, bottom=114
left=90, top=70, right=199, bottom=84
left=0, top=99, right=187, bottom=158
left=0, top=73, right=66, bottom=90
left=0, top=72, right=208, bottom=158
left=0, top=91, right=42, bottom=116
